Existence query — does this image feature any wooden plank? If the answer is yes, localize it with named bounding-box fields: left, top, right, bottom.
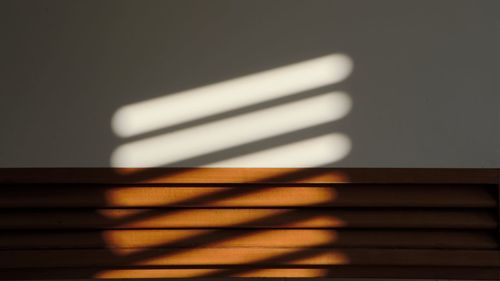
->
left=0, top=168, right=497, bottom=184
left=1, top=266, right=499, bottom=280
left=0, top=184, right=495, bottom=208
left=0, top=229, right=496, bottom=250
left=2, top=248, right=500, bottom=268
left=497, top=169, right=500, bottom=248
left=0, top=168, right=498, bottom=280
left=0, top=209, right=495, bottom=229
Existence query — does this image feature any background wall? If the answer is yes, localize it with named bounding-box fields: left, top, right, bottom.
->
left=1, top=0, right=499, bottom=168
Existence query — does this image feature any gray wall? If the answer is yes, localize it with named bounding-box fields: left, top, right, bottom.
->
left=1, top=0, right=499, bottom=167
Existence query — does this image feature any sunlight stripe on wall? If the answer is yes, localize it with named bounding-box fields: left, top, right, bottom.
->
left=111, top=92, right=351, bottom=167
left=112, top=54, right=353, bottom=138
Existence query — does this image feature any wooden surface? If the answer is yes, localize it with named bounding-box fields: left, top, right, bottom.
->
left=1, top=184, right=496, bottom=208
left=0, top=208, right=496, bottom=229
left=1, top=229, right=496, bottom=249
left=3, top=248, right=500, bottom=268
left=0, top=167, right=497, bottom=184
left=2, top=266, right=499, bottom=280
left=0, top=168, right=499, bottom=280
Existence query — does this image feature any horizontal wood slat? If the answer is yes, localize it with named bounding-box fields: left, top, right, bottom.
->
left=0, top=168, right=497, bottom=184
left=2, top=248, right=500, bottom=268
left=0, top=229, right=496, bottom=250
left=1, top=266, right=499, bottom=280
left=0, top=208, right=496, bottom=229
left=0, top=168, right=499, bottom=280
left=0, top=184, right=495, bottom=208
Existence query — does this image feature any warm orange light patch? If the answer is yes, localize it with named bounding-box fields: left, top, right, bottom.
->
left=233, top=268, right=331, bottom=278
left=104, top=187, right=222, bottom=207
left=94, top=268, right=333, bottom=278
left=130, top=247, right=350, bottom=266
left=94, top=268, right=222, bottom=278
left=102, top=229, right=211, bottom=256
left=111, top=168, right=350, bottom=184
left=105, top=186, right=338, bottom=207
left=292, top=250, right=350, bottom=265
left=102, top=229, right=340, bottom=255
left=240, top=229, right=338, bottom=247
left=100, top=209, right=346, bottom=229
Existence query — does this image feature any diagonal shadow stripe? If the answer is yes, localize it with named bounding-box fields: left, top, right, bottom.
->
left=108, top=163, right=344, bottom=227
left=195, top=243, right=337, bottom=278
left=105, top=208, right=336, bottom=266
left=97, top=166, right=347, bottom=269
left=163, top=122, right=343, bottom=167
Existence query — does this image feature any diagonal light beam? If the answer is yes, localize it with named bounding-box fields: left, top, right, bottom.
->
left=112, top=54, right=353, bottom=138
left=111, top=92, right=351, bottom=167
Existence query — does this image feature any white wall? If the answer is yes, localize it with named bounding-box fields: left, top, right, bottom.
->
left=1, top=0, right=499, bottom=168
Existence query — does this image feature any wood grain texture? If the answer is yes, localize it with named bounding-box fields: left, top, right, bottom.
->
left=1, top=266, right=499, bottom=280
left=0, top=229, right=496, bottom=250
left=0, top=208, right=496, bottom=229
left=0, top=184, right=495, bottom=208
left=0, top=168, right=498, bottom=184
left=2, top=248, right=500, bottom=268
left=0, top=168, right=499, bottom=280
